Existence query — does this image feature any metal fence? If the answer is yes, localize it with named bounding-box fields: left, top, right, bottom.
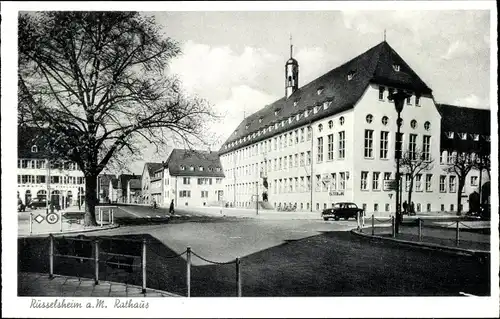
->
left=47, top=235, right=242, bottom=297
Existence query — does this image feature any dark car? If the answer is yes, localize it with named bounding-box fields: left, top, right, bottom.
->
left=28, top=198, right=48, bottom=209
left=322, top=202, right=364, bottom=221
left=18, top=198, right=26, bottom=212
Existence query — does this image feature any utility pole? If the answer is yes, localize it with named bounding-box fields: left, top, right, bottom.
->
left=46, top=159, right=51, bottom=214
left=310, top=122, right=314, bottom=212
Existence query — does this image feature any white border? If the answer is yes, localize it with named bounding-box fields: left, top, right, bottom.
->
left=2, top=1, right=498, bottom=318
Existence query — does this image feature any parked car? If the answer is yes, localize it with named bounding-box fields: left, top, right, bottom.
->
left=18, top=198, right=26, bottom=212
left=28, top=198, right=48, bottom=210
left=322, top=202, right=364, bottom=221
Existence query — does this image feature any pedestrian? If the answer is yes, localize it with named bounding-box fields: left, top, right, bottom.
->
left=402, top=201, right=408, bottom=215
left=410, top=201, right=415, bottom=215
left=169, top=199, right=175, bottom=215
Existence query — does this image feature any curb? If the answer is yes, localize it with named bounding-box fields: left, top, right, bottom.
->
left=351, top=228, right=490, bottom=258
left=18, top=224, right=120, bottom=238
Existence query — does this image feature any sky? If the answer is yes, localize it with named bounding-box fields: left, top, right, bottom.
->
left=129, top=10, right=491, bottom=174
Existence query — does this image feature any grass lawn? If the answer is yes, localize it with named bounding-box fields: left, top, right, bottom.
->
left=18, top=231, right=490, bottom=297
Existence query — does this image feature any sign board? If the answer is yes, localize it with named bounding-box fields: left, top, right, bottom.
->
left=329, top=191, right=344, bottom=196
left=383, top=179, right=398, bottom=191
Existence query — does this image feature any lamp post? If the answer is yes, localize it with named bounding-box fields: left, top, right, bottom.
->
left=388, top=90, right=411, bottom=234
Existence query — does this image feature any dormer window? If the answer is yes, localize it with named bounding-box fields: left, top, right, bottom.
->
left=379, top=86, right=385, bottom=100
left=339, top=116, right=345, bottom=126
left=485, top=136, right=490, bottom=142
left=288, top=118, right=292, bottom=124
left=216, top=167, right=221, bottom=172
left=208, top=167, right=213, bottom=172
left=424, top=121, right=430, bottom=131
left=313, top=106, right=318, bottom=114
left=259, top=118, right=263, bottom=123
left=293, top=101, right=298, bottom=107
left=274, top=123, right=278, bottom=129
left=31, top=145, right=38, bottom=153
left=347, top=71, right=356, bottom=81
left=415, top=96, right=421, bottom=106
left=304, top=110, right=309, bottom=118
left=274, top=109, right=280, bottom=116
left=190, top=166, right=194, bottom=171
left=318, top=124, right=323, bottom=132
left=472, top=134, right=479, bottom=141
left=199, top=166, right=204, bottom=171
left=317, top=87, right=324, bottom=95
left=296, top=114, right=300, bottom=121
left=328, top=120, right=333, bottom=129
left=445, top=132, right=454, bottom=139
left=245, top=124, right=249, bottom=129
left=180, top=165, right=185, bottom=170
left=458, top=133, right=467, bottom=140
left=393, top=64, right=400, bottom=72
left=281, top=120, right=285, bottom=127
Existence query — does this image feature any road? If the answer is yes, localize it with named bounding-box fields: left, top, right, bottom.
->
left=19, top=205, right=490, bottom=297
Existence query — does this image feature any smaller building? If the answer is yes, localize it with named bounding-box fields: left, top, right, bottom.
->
left=141, top=162, right=163, bottom=205
left=127, top=179, right=142, bottom=204
left=160, top=149, right=225, bottom=208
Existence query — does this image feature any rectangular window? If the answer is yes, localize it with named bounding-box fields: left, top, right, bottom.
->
left=274, top=138, right=277, bottom=150
left=372, top=172, right=380, bottom=190
left=300, top=128, right=305, bottom=142
left=22, top=160, right=29, bottom=168
left=315, top=175, right=321, bottom=192
left=307, top=126, right=312, bottom=141
left=294, top=154, right=298, bottom=167
left=470, top=176, right=478, bottom=186
left=405, top=174, right=411, bottom=191
left=183, top=177, right=190, bottom=185
left=440, top=175, right=446, bottom=192
left=289, top=133, right=293, bottom=146
left=447, top=151, right=453, bottom=164
left=300, top=177, right=305, bottom=192
left=364, top=130, right=374, bottom=158
left=306, top=151, right=311, bottom=166
left=279, top=136, right=283, bottom=149
left=425, top=174, right=432, bottom=192
left=306, top=176, right=311, bottom=191
left=380, top=131, right=389, bottom=159
left=422, top=135, right=431, bottom=161
left=201, top=191, right=209, bottom=198
left=340, top=173, right=346, bottom=190
left=300, top=152, right=305, bottom=166
left=51, top=176, right=60, bottom=184
left=294, top=177, right=299, bottom=192
left=331, top=173, right=337, bottom=190
left=289, top=178, right=293, bottom=192
left=415, top=174, right=422, bottom=192
left=279, top=157, right=282, bottom=170
left=409, top=134, right=417, bottom=160
left=289, top=155, right=293, bottom=169
left=374, top=204, right=379, bottom=212
left=317, top=137, right=324, bottom=163
left=379, top=86, right=385, bottom=100
left=338, top=131, right=345, bottom=159
left=385, top=203, right=390, bottom=212
left=294, top=130, right=299, bottom=144
left=449, top=175, right=456, bottom=192
left=327, top=134, right=334, bottom=161
left=361, top=171, right=368, bottom=190
left=415, top=96, right=420, bottom=106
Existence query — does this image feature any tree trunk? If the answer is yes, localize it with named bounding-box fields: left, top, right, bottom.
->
left=456, top=178, right=465, bottom=216
left=84, top=175, right=98, bottom=226
left=407, top=178, right=414, bottom=211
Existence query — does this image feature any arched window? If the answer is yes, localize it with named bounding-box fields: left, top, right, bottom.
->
left=366, top=114, right=373, bottom=124
left=424, top=121, right=431, bottom=131
left=410, top=120, right=417, bottom=129
left=31, top=145, right=38, bottom=153
left=339, top=116, right=345, bottom=126
left=328, top=120, right=333, bottom=129
left=382, top=116, right=389, bottom=126
left=318, top=124, right=323, bottom=132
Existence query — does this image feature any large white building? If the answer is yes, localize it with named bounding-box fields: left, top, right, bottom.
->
left=17, top=126, right=86, bottom=208
left=218, top=41, right=490, bottom=215
left=158, top=149, right=225, bottom=208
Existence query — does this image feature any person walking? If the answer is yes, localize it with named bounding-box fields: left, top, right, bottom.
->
left=410, top=201, right=415, bottom=216
left=169, top=199, right=175, bottom=215
left=402, top=200, right=408, bottom=215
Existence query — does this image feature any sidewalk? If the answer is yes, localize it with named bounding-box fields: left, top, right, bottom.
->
left=18, top=272, right=180, bottom=297
left=18, top=207, right=118, bottom=237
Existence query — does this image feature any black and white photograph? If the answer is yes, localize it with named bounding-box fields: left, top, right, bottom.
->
left=1, top=1, right=498, bottom=318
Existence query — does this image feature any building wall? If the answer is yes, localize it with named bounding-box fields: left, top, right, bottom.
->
left=141, top=167, right=152, bottom=204
left=17, top=158, right=85, bottom=208
left=220, top=84, right=490, bottom=215
left=162, top=173, right=224, bottom=208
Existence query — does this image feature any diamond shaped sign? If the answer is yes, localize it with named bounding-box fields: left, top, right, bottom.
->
left=34, top=214, right=45, bottom=224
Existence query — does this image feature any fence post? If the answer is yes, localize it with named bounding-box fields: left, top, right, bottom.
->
left=456, top=221, right=460, bottom=247
left=186, top=246, right=191, bottom=297
left=236, top=257, right=242, bottom=297
left=371, top=215, right=375, bottom=236
left=49, top=234, right=54, bottom=278
left=99, top=208, right=103, bottom=228
left=356, top=211, right=360, bottom=230
left=391, top=216, right=395, bottom=238
left=418, top=218, right=422, bottom=242
left=94, top=239, right=99, bottom=285
left=59, top=210, right=63, bottom=232
left=142, top=238, right=147, bottom=294
left=109, top=209, right=112, bottom=225
left=29, top=213, right=33, bottom=236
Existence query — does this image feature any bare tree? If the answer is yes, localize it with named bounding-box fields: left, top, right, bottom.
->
left=444, top=151, right=477, bottom=215
left=399, top=149, right=434, bottom=211
left=18, top=12, right=216, bottom=225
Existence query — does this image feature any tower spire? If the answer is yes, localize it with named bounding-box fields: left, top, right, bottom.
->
left=384, top=29, right=386, bottom=42
left=289, top=33, right=293, bottom=58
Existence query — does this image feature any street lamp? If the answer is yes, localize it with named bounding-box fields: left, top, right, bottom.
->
left=388, top=89, right=411, bottom=234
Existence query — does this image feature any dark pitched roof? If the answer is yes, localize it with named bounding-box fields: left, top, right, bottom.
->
left=436, top=104, right=491, bottom=154
left=110, top=178, right=119, bottom=189
left=129, top=179, right=141, bottom=189
left=18, top=126, right=51, bottom=159
left=436, top=104, right=490, bottom=135
left=119, top=174, right=138, bottom=191
left=219, top=41, right=432, bottom=155
left=166, top=149, right=225, bottom=177
left=144, top=162, right=163, bottom=178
